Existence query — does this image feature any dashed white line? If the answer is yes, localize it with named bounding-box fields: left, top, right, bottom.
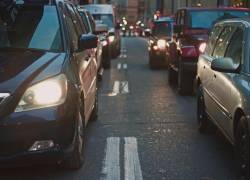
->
left=117, top=63, right=121, bottom=70
left=101, top=137, right=120, bottom=180
left=123, top=64, right=127, bottom=70
left=120, top=81, right=129, bottom=94
left=124, top=137, right=143, bottom=180
left=112, top=81, right=120, bottom=95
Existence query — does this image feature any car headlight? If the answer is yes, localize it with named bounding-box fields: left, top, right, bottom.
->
left=157, top=39, right=166, bottom=49
left=108, top=35, right=115, bottom=43
left=15, top=74, right=68, bottom=112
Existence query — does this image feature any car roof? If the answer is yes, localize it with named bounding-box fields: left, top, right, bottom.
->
left=154, top=17, right=174, bottom=22
left=83, top=4, right=114, bottom=14
left=215, top=17, right=250, bottom=27
left=179, top=7, right=250, bottom=12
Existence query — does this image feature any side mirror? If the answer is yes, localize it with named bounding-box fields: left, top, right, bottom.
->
left=174, top=24, right=182, bottom=34
left=94, top=24, right=108, bottom=35
left=78, top=34, right=98, bottom=51
left=211, top=57, right=240, bottom=73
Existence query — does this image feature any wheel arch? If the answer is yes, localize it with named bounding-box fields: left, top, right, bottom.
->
left=233, top=108, right=246, bottom=139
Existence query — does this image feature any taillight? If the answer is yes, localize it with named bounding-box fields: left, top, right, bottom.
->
left=199, top=43, right=206, bottom=54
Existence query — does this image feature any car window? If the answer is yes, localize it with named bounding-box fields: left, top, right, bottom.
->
left=86, top=12, right=95, bottom=32
left=0, top=5, right=63, bottom=51
left=213, top=26, right=236, bottom=58
left=205, top=25, right=223, bottom=56
left=66, top=4, right=83, bottom=36
left=180, top=10, right=185, bottom=25
left=79, top=11, right=91, bottom=33
left=64, top=5, right=79, bottom=51
left=224, top=28, right=243, bottom=65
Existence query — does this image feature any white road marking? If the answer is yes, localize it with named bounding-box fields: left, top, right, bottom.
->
left=120, top=81, right=129, bottom=94
left=124, top=137, right=143, bottom=180
left=117, top=63, right=121, bottom=70
left=112, top=81, right=120, bottom=95
left=101, top=137, right=120, bottom=180
left=123, top=64, right=127, bottom=70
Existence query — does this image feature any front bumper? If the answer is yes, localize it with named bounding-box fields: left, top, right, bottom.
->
left=0, top=94, right=78, bottom=167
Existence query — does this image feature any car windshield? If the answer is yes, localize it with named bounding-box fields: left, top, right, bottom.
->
left=152, top=21, right=172, bottom=37
left=188, top=10, right=250, bottom=29
left=0, top=5, right=63, bottom=51
left=92, top=14, right=114, bottom=29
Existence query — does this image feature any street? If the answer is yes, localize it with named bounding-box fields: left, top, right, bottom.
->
left=0, top=37, right=237, bottom=180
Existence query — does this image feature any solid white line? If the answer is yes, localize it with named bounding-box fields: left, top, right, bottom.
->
left=124, top=137, right=143, bottom=180
left=123, top=64, right=127, bottom=70
left=113, top=81, right=120, bottom=95
left=120, top=81, right=129, bottom=94
left=117, top=63, right=121, bottom=70
left=101, top=137, right=120, bottom=180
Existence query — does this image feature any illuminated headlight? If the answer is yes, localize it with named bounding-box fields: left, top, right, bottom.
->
left=15, top=74, right=67, bottom=112
left=157, top=39, right=166, bottom=49
left=122, top=27, right=126, bottom=31
left=108, top=35, right=115, bottom=43
left=102, top=40, right=108, bottom=46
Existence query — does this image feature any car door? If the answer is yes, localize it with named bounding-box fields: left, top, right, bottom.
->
left=200, top=25, right=224, bottom=111
left=64, top=4, right=95, bottom=123
left=213, top=27, right=244, bottom=136
left=208, top=25, right=236, bottom=129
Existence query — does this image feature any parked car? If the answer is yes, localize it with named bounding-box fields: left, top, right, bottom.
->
left=197, top=18, right=250, bottom=179
left=77, top=8, right=104, bottom=77
left=148, top=17, right=173, bottom=69
left=84, top=4, right=121, bottom=58
left=0, top=0, right=98, bottom=169
left=167, top=7, right=250, bottom=95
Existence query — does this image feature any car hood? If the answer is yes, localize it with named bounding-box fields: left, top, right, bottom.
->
left=0, top=49, right=66, bottom=94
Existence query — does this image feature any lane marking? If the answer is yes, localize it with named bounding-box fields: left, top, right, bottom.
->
left=117, top=63, right=121, bottom=70
left=120, top=81, right=129, bottom=94
left=123, top=64, right=127, bottom=70
left=101, top=137, right=120, bottom=180
left=124, top=137, right=143, bottom=180
left=112, top=81, right=120, bottom=95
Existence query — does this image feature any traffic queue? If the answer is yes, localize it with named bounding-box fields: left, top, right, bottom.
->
left=0, top=0, right=120, bottom=169
left=147, top=6, right=250, bottom=179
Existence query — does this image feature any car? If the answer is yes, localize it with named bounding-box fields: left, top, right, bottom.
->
left=84, top=4, right=121, bottom=58
left=148, top=17, right=173, bottom=69
left=77, top=7, right=111, bottom=72
left=0, top=0, right=98, bottom=169
left=167, top=7, right=250, bottom=95
left=197, top=18, right=250, bottom=179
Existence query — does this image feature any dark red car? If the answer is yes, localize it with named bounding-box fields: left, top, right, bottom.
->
left=167, top=7, right=250, bottom=95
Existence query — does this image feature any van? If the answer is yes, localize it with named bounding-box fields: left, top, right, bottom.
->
left=84, top=4, right=121, bottom=58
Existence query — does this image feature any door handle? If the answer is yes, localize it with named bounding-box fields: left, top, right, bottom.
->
left=84, top=54, right=91, bottom=61
left=213, top=74, right=216, bottom=78
left=203, top=66, right=206, bottom=69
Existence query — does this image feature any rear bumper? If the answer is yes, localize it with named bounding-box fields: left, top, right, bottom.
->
left=150, top=49, right=168, bottom=66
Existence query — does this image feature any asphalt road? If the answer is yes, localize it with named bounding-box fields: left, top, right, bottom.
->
left=0, top=37, right=237, bottom=180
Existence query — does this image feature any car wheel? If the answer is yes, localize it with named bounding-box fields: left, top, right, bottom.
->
left=64, top=110, right=85, bottom=169
left=168, top=66, right=177, bottom=85
left=90, top=86, right=98, bottom=122
left=178, top=61, right=193, bottom=95
left=235, top=116, right=250, bottom=179
left=197, top=85, right=209, bottom=133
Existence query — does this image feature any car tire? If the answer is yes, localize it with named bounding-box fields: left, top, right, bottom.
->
left=178, top=61, right=193, bottom=95
left=90, top=86, right=98, bottom=122
left=197, top=85, right=209, bottom=133
left=168, top=66, right=177, bottom=85
left=235, top=116, right=250, bottom=179
left=63, top=110, right=85, bottom=169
